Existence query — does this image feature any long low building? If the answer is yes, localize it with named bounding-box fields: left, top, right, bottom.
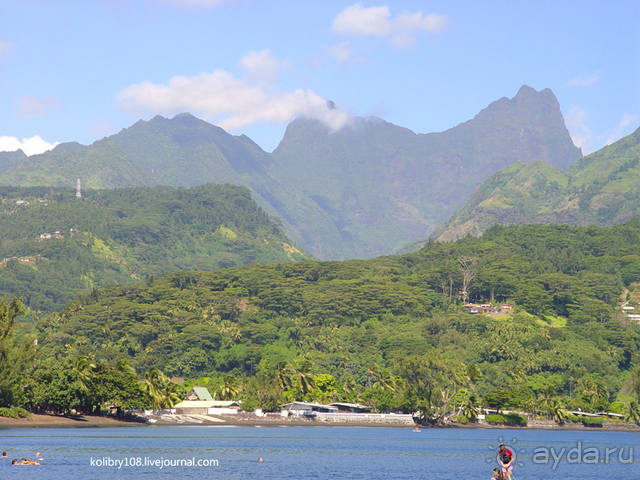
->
left=173, top=400, right=241, bottom=415
left=280, top=402, right=338, bottom=416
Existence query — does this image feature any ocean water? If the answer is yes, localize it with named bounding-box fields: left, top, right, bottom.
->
left=0, top=425, right=637, bottom=479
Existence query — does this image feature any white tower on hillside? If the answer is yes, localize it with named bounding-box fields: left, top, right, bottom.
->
left=76, top=178, right=82, bottom=199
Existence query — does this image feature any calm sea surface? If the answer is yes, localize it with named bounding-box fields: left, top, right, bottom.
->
left=0, top=425, right=637, bottom=479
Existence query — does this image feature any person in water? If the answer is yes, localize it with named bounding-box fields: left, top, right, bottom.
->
left=1, top=451, right=6, bottom=457
left=491, top=467, right=505, bottom=480
left=12, top=458, right=39, bottom=465
left=498, top=443, right=514, bottom=480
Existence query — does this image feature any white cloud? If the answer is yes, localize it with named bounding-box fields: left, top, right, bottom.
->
left=333, top=4, right=391, bottom=36
left=566, top=71, right=600, bottom=87
left=330, top=42, right=352, bottom=64
left=239, top=49, right=288, bottom=84
left=606, top=113, right=638, bottom=145
left=332, top=3, right=449, bottom=48
left=165, top=0, right=234, bottom=6
left=18, top=95, right=60, bottom=116
left=117, top=68, right=350, bottom=132
left=0, top=135, right=59, bottom=156
left=565, top=106, right=592, bottom=153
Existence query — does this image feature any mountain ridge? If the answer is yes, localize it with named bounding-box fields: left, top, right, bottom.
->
left=0, top=85, right=581, bottom=259
left=432, top=125, right=640, bottom=242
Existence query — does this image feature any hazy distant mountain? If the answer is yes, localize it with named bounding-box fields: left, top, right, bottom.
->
left=271, top=85, right=581, bottom=257
left=0, top=149, right=28, bottom=175
left=0, top=85, right=581, bottom=259
left=432, top=126, right=640, bottom=241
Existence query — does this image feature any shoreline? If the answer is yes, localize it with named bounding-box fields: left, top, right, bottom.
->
left=0, top=413, right=146, bottom=429
left=2, top=413, right=639, bottom=432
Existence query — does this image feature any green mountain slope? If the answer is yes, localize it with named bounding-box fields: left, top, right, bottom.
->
left=33, top=222, right=640, bottom=412
left=434, top=126, right=640, bottom=241
left=0, top=86, right=580, bottom=260
left=271, top=85, right=581, bottom=257
left=0, top=184, right=305, bottom=311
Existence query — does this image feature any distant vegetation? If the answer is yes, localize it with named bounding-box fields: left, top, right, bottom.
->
left=434, top=126, right=640, bottom=241
left=8, top=221, right=638, bottom=421
left=0, top=184, right=305, bottom=311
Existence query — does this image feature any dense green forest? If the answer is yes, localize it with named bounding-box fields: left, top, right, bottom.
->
left=0, top=184, right=305, bottom=311
left=7, top=221, right=639, bottom=420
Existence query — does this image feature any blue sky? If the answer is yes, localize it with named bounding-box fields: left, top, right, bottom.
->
left=1, top=0, right=638, bottom=155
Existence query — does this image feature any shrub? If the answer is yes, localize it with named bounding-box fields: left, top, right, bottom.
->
left=0, top=407, right=31, bottom=419
left=453, top=415, right=469, bottom=424
left=565, top=413, right=582, bottom=423
left=485, top=413, right=527, bottom=426
left=582, top=416, right=603, bottom=427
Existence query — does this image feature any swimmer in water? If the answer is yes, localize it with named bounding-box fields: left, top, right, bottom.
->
left=491, top=467, right=505, bottom=480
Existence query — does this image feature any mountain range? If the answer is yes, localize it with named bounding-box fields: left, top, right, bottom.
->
left=0, top=85, right=581, bottom=259
left=433, top=125, right=640, bottom=241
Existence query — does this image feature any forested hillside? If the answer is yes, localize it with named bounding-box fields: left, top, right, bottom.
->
left=433, top=126, right=640, bottom=241
left=28, top=221, right=640, bottom=415
left=0, top=184, right=305, bottom=311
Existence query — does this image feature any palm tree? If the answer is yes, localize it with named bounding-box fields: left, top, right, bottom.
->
left=631, top=369, right=640, bottom=400
left=276, top=362, right=293, bottom=392
left=373, top=370, right=397, bottom=392
left=523, top=397, right=539, bottom=419
left=116, top=358, right=137, bottom=378
left=366, top=364, right=381, bottom=389
left=294, top=360, right=315, bottom=397
left=74, top=354, right=97, bottom=391
left=144, top=368, right=180, bottom=410
left=625, top=401, right=640, bottom=425
left=548, top=398, right=567, bottom=425
left=460, top=394, right=478, bottom=422
left=218, top=374, right=240, bottom=400
left=581, top=378, right=608, bottom=405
